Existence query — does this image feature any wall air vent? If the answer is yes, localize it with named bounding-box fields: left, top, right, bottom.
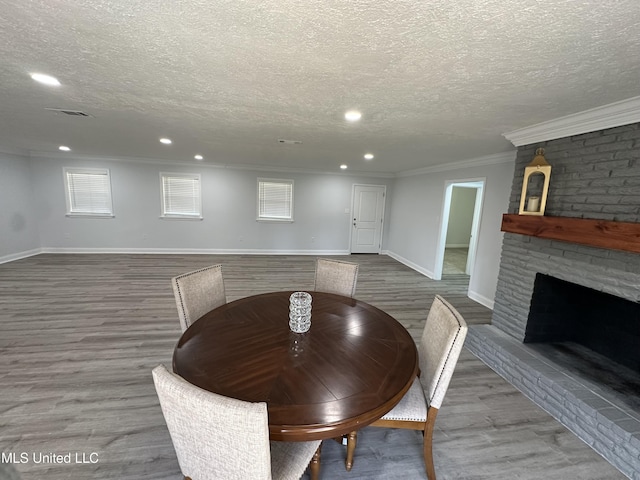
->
left=277, top=139, right=302, bottom=145
left=45, top=108, right=92, bottom=117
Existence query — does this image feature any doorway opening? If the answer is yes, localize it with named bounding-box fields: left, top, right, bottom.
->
left=433, top=179, right=485, bottom=282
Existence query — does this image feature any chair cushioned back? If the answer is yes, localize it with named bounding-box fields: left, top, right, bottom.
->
left=314, top=258, right=359, bottom=297
left=152, top=365, right=272, bottom=480
left=418, top=295, right=468, bottom=410
left=172, top=264, right=226, bottom=332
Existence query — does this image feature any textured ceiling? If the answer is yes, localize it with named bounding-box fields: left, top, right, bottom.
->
left=1, top=0, right=640, bottom=174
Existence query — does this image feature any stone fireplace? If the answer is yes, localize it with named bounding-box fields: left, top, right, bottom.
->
left=466, top=121, right=640, bottom=479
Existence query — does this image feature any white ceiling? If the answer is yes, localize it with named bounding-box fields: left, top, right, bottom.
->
left=1, top=0, right=640, bottom=175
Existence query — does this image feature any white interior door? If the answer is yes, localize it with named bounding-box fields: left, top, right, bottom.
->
left=351, top=185, right=385, bottom=254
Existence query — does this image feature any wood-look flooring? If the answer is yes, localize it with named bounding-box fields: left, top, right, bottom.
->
left=443, top=247, right=469, bottom=275
left=0, top=254, right=625, bottom=479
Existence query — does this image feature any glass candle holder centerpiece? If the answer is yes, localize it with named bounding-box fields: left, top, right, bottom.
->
left=289, top=291, right=312, bottom=333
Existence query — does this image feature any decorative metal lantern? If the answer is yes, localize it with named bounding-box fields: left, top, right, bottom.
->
left=518, top=148, right=551, bottom=216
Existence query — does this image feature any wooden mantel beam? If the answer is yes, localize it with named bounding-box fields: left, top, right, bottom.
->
left=501, top=214, right=640, bottom=254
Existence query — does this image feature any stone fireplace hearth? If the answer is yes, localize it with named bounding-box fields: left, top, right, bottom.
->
left=465, top=122, right=640, bottom=479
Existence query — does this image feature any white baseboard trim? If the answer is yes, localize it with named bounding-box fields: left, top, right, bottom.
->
left=0, top=248, right=42, bottom=265
left=384, top=250, right=495, bottom=310
left=38, top=247, right=352, bottom=256
left=468, top=290, right=495, bottom=310
left=382, top=250, right=435, bottom=279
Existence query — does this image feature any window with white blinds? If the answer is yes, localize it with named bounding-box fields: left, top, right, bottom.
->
left=257, top=178, right=294, bottom=221
left=160, top=173, right=202, bottom=219
left=63, top=168, right=114, bottom=217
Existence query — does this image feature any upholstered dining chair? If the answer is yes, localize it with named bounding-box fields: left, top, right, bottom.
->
left=152, top=365, right=321, bottom=480
left=347, top=294, right=468, bottom=480
left=171, top=264, right=226, bottom=332
left=313, top=258, right=359, bottom=298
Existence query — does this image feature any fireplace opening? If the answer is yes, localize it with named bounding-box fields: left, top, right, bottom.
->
left=524, top=273, right=640, bottom=414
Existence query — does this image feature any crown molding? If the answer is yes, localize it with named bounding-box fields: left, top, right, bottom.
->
left=504, top=96, right=640, bottom=147
left=396, top=151, right=516, bottom=178
left=0, top=145, right=29, bottom=156
left=27, top=151, right=394, bottom=178
left=25, top=149, right=515, bottom=179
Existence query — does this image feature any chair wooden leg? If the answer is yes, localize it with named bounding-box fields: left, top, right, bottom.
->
left=309, top=443, right=322, bottom=480
left=345, top=430, right=357, bottom=471
left=423, top=406, right=439, bottom=480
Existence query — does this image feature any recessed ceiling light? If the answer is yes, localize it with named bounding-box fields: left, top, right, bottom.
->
left=340, top=164, right=348, bottom=170
left=194, top=154, right=203, bottom=160
left=159, top=138, right=172, bottom=145
left=31, top=73, right=61, bottom=86
left=364, top=153, right=374, bottom=160
left=59, top=145, right=71, bottom=151
left=344, top=110, right=362, bottom=122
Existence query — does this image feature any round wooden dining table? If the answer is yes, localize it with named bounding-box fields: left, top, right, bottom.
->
left=172, top=291, right=418, bottom=443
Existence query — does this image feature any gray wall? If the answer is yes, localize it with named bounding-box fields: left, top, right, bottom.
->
left=28, top=154, right=393, bottom=253
left=445, top=186, right=476, bottom=247
left=0, top=151, right=40, bottom=260
left=384, top=160, right=515, bottom=308
left=2, top=151, right=515, bottom=310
